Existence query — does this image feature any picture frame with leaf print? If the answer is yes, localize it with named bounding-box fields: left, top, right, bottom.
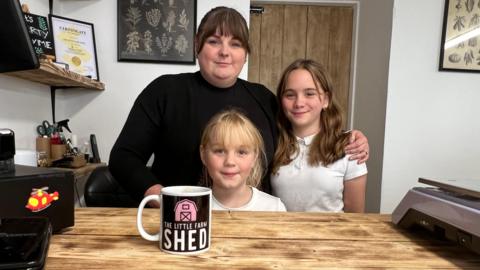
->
left=439, top=0, right=480, bottom=72
left=117, top=0, right=196, bottom=64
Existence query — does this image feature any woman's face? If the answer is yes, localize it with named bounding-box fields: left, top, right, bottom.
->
left=197, top=31, right=247, bottom=88
left=281, top=69, right=329, bottom=137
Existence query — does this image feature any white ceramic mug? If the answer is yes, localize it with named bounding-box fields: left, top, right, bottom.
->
left=137, top=186, right=212, bottom=255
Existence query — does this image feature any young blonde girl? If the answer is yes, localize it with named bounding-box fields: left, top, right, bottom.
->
left=271, top=59, right=367, bottom=213
left=200, top=109, right=286, bottom=211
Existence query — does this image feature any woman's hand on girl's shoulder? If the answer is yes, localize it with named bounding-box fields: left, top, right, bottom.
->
left=344, top=130, right=369, bottom=164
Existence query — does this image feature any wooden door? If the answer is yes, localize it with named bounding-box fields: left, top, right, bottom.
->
left=248, top=4, right=353, bottom=126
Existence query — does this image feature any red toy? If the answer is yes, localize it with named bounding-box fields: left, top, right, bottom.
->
left=25, top=187, right=59, bottom=212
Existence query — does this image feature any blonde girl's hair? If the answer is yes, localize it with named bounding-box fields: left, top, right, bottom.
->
left=272, top=59, right=350, bottom=174
left=200, top=109, right=266, bottom=188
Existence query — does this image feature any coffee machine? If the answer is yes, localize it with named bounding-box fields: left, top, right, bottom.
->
left=0, top=128, right=74, bottom=232
left=0, top=129, right=15, bottom=173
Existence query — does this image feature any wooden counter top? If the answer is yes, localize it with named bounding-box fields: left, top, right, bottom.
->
left=45, top=208, right=480, bottom=269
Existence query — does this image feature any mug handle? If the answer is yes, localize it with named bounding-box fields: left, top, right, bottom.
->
left=137, top=194, right=161, bottom=241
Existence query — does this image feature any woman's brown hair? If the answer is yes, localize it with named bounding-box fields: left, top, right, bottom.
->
left=196, top=6, right=250, bottom=54
left=272, top=59, right=350, bottom=174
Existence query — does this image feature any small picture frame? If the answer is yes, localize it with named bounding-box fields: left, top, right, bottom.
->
left=117, top=0, right=196, bottom=64
left=49, top=14, right=100, bottom=80
left=439, top=0, right=480, bottom=72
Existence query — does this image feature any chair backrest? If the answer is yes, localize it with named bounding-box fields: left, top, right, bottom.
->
left=84, top=166, right=138, bottom=207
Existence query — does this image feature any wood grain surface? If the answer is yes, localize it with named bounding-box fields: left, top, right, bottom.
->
left=247, top=4, right=353, bottom=129
left=259, top=5, right=284, bottom=93
left=5, top=59, right=104, bottom=90
left=45, top=208, right=480, bottom=269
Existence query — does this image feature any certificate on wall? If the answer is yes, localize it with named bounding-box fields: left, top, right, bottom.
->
left=49, top=15, right=99, bottom=80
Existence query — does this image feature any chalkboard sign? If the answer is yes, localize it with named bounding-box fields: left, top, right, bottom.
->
left=23, top=12, right=55, bottom=57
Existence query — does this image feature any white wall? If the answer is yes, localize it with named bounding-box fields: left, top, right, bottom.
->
left=0, top=1, right=50, bottom=151
left=381, top=0, right=480, bottom=212
left=0, top=0, right=249, bottom=162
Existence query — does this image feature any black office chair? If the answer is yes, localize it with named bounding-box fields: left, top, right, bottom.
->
left=84, top=166, right=138, bottom=207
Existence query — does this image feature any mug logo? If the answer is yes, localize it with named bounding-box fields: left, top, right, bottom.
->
left=160, top=194, right=210, bottom=252
left=174, top=199, right=197, bottom=222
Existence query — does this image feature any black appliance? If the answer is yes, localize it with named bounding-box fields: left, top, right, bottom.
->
left=0, top=129, right=15, bottom=174
left=0, top=165, right=74, bottom=232
left=0, top=217, right=51, bottom=269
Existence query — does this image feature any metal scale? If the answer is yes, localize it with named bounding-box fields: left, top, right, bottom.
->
left=392, top=178, right=480, bottom=254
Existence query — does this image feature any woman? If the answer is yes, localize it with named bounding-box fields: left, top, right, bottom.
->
left=109, top=7, right=369, bottom=204
left=271, top=59, right=367, bottom=213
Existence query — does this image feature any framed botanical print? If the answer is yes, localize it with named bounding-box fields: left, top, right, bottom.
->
left=439, top=0, right=480, bottom=72
left=117, top=0, right=196, bottom=64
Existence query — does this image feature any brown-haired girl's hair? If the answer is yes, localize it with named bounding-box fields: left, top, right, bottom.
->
left=200, top=109, right=266, bottom=188
left=196, top=6, right=250, bottom=54
left=272, top=59, right=350, bottom=174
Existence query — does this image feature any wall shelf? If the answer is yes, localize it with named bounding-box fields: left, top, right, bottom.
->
left=4, top=58, right=104, bottom=123
left=5, top=59, right=104, bottom=90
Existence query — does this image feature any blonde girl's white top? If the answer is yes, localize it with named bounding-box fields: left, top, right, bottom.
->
left=212, top=186, right=287, bottom=211
left=271, top=133, right=367, bottom=212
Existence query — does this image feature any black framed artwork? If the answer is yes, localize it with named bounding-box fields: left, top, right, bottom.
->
left=49, top=14, right=100, bottom=80
left=439, top=0, right=480, bottom=72
left=117, top=0, right=196, bottom=64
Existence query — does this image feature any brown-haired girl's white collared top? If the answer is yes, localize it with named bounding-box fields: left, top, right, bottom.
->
left=271, top=133, right=367, bottom=212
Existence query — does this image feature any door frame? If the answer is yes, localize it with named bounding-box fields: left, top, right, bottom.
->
left=250, top=0, right=360, bottom=128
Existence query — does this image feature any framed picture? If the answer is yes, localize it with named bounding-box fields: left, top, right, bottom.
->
left=439, top=0, right=480, bottom=72
left=117, top=0, right=196, bottom=64
left=49, top=14, right=100, bottom=80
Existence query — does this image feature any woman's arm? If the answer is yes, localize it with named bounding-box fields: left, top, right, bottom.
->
left=345, top=130, right=369, bottom=164
left=109, top=82, right=163, bottom=202
left=343, top=174, right=367, bottom=213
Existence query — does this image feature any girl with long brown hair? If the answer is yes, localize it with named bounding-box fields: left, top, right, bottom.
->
left=271, top=59, right=367, bottom=213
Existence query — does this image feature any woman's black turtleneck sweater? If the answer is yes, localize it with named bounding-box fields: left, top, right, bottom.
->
left=109, top=72, right=278, bottom=201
